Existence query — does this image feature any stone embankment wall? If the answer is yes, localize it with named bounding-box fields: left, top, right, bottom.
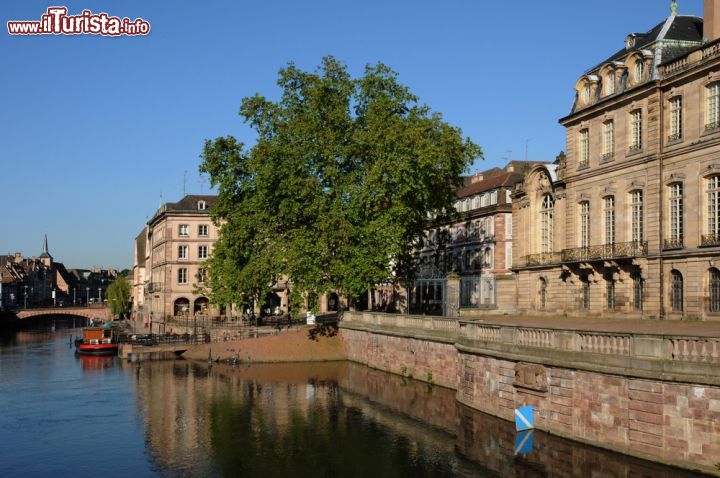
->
left=341, top=314, right=458, bottom=389
left=340, top=311, right=720, bottom=474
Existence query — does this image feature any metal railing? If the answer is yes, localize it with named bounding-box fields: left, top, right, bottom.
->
left=117, top=333, right=210, bottom=346
left=664, top=238, right=684, bottom=250
left=701, top=234, right=720, bottom=247
left=560, top=241, right=648, bottom=262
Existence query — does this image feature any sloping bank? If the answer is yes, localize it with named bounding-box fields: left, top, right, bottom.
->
left=182, top=326, right=346, bottom=363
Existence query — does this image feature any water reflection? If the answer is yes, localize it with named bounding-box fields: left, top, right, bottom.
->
left=0, top=327, right=709, bottom=477
left=130, top=360, right=705, bottom=478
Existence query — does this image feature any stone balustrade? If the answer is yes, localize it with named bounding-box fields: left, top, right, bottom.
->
left=341, top=311, right=720, bottom=386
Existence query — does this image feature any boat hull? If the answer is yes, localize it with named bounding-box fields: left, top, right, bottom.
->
left=76, top=343, right=118, bottom=356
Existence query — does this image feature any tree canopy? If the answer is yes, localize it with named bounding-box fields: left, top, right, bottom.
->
left=200, top=57, right=481, bottom=311
left=106, top=277, right=131, bottom=318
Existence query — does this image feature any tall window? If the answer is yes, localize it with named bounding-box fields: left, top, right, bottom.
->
left=178, top=245, right=188, bottom=259
left=707, top=175, right=720, bottom=239
left=670, top=96, right=683, bottom=141
left=179, top=224, right=189, bottom=236
left=633, top=273, right=644, bottom=312
left=630, top=110, right=642, bottom=151
left=631, top=191, right=644, bottom=243
left=539, top=279, right=547, bottom=309
left=581, top=278, right=590, bottom=310
left=540, top=195, right=555, bottom=253
left=178, top=268, right=188, bottom=284
left=634, top=61, right=644, bottom=82
left=583, top=85, right=591, bottom=103
left=603, top=121, right=614, bottom=159
left=198, top=245, right=208, bottom=259
left=198, top=224, right=209, bottom=237
left=710, top=268, right=720, bottom=313
left=606, top=277, right=616, bottom=310
left=669, top=183, right=684, bottom=247
left=579, top=129, right=590, bottom=167
left=671, top=270, right=683, bottom=312
left=579, top=201, right=590, bottom=247
left=708, top=83, right=720, bottom=129
left=604, top=196, right=615, bottom=245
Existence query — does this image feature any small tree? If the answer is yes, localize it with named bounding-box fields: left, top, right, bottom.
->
left=106, top=277, right=131, bottom=319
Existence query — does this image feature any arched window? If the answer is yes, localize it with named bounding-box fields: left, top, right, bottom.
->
left=671, top=270, right=684, bottom=313
left=540, top=195, right=555, bottom=253
left=710, top=268, right=720, bottom=313
left=539, top=278, right=547, bottom=309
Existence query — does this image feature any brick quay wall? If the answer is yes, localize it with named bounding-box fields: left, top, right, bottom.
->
left=340, top=311, right=720, bottom=475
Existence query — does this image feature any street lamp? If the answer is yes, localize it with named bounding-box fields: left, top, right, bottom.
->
left=86, top=287, right=90, bottom=305
left=24, top=285, right=28, bottom=309
left=73, top=288, right=76, bottom=306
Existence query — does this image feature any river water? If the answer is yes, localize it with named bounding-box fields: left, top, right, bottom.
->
left=0, top=322, right=708, bottom=477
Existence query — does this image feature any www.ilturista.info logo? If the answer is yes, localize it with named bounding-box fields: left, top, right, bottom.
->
left=7, top=7, right=150, bottom=36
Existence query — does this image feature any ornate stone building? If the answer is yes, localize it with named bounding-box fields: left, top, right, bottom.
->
left=411, top=161, right=539, bottom=315
left=513, top=1, right=720, bottom=320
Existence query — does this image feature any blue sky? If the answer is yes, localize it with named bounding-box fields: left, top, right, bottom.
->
left=0, top=0, right=705, bottom=269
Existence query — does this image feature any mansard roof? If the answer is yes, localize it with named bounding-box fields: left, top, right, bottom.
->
left=587, top=15, right=702, bottom=73
left=568, top=14, right=704, bottom=117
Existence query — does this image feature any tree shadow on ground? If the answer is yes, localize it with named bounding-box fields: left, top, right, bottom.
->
left=307, top=323, right=338, bottom=342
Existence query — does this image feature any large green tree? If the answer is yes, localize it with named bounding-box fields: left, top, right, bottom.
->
left=200, top=57, right=481, bottom=311
left=106, top=277, right=131, bottom=319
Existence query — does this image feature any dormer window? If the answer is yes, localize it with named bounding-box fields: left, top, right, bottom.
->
left=634, top=61, right=644, bottom=83
left=198, top=200, right=207, bottom=211
left=583, top=85, right=591, bottom=103
left=606, top=74, right=615, bottom=95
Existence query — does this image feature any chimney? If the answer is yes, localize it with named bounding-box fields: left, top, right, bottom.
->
left=706, top=0, right=720, bottom=42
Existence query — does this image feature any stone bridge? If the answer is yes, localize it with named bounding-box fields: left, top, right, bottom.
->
left=15, top=306, right=111, bottom=321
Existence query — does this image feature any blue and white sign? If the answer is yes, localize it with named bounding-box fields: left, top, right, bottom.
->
left=514, top=429, right=535, bottom=455
left=514, top=405, right=535, bottom=431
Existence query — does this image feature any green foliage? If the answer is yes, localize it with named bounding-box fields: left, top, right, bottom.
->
left=426, top=371, right=433, bottom=383
left=106, top=277, right=131, bottom=318
left=200, top=57, right=482, bottom=308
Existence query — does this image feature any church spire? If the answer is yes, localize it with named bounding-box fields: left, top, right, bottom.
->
left=43, top=234, right=48, bottom=255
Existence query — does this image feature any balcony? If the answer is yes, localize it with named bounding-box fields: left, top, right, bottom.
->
left=664, top=238, right=684, bottom=250
left=561, top=241, right=649, bottom=263
left=524, top=252, right=562, bottom=267
left=700, top=234, right=720, bottom=247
